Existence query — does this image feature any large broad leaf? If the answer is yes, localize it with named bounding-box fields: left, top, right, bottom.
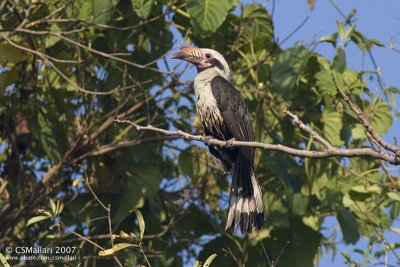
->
left=351, top=99, right=392, bottom=139
left=263, top=219, right=322, bottom=267
left=337, top=207, right=360, bottom=244
left=187, top=0, right=231, bottom=36
left=271, top=46, right=313, bottom=98
left=76, top=0, right=117, bottom=24
left=316, top=69, right=365, bottom=96
left=332, top=47, right=346, bottom=73
left=369, top=99, right=393, bottom=136
left=114, top=166, right=162, bottom=223
left=315, top=69, right=338, bottom=95
left=322, top=111, right=345, bottom=146
left=178, top=146, right=207, bottom=179
left=0, top=68, right=19, bottom=93
left=241, top=4, right=273, bottom=49
left=131, top=0, right=154, bottom=19
left=287, top=193, right=309, bottom=216
left=0, top=43, right=29, bottom=64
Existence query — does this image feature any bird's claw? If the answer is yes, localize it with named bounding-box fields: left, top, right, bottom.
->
left=203, top=135, right=213, bottom=144
left=226, top=138, right=235, bottom=148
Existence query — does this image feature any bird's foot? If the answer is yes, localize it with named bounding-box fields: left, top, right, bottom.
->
left=226, top=138, right=236, bottom=148
left=202, top=135, right=213, bottom=144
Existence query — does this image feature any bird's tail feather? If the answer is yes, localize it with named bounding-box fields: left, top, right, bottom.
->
left=226, top=153, right=264, bottom=233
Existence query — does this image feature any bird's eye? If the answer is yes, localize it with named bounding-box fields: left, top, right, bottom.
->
left=205, top=53, right=212, bottom=58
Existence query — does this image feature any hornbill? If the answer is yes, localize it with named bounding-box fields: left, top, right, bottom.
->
left=172, top=46, right=265, bottom=233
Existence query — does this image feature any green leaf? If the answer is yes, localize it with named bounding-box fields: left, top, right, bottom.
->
left=36, top=113, right=61, bottom=163
left=26, top=215, right=51, bottom=227
left=369, top=100, right=393, bottom=136
left=342, top=69, right=365, bottom=92
left=369, top=38, right=384, bottom=47
left=288, top=193, right=308, bottom=216
left=319, top=33, right=338, bottom=46
left=350, top=30, right=368, bottom=51
left=77, top=0, right=117, bottom=24
left=241, top=4, right=273, bottom=46
left=341, top=251, right=353, bottom=264
left=336, top=20, right=345, bottom=39
left=322, top=111, right=345, bottom=146
left=337, top=208, right=360, bottom=244
left=0, top=253, right=11, bottom=267
left=352, top=99, right=392, bottom=139
left=98, top=248, right=114, bottom=257
left=391, top=227, right=400, bottom=234
left=203, top=254, right=217, bottom=267
left=49, top=199, right=56, bottom=215
left=315, top=70, right=338, bottom=95
left=0, top=43, right=29, bottom=64
left=113, top=243, right=135, bottom=253
left=193, top=261, right=201, bottom=267
left=114, top=166, right=162, bottom=223
left=45, top=24, right=61, bottom=48
left=351, top=184, right=381, bottom=194
left=187, top=0, right=231, bottom=36
left=0, top=69, right=19, bottom=92
left=302, top=215, right=320, bottom=231
left=343, top=194, right=354, bottom=208
left=262, top=218, right=322, bottom=267
left=98, top=243, right=135, bottom=257
left=332, top=47, right=346, bottom=73
left=132, top=209, right=145, bottom=240
left=179, top=146, right=207, bottom=178
left=271, top=46, right=313, bottom=98
left=387, top=192, right=400, bottom=201
left=131, top=0, right=154, bottom=19
left=385, top=86, right=400, bottom=107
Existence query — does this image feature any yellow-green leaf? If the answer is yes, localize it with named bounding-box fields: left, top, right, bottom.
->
left=132, top=209, right=145, bottom=240
left=387, top=192, right=400, bottom=201
left=0, top=253, right=11, bottom=267
left=203, top=254, right=217, bottom=267
left=98, top=243, right=135, bottom=257
left=72, top=179, right=82, bottom=187
left=26, top=215, right=51, bottom=227
left=49, top=199, right=56, bottom=214
left=322, top=111, right=344, bottom=147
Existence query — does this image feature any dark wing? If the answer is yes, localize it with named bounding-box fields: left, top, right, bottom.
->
left=210, top=76, right=255, bottom=162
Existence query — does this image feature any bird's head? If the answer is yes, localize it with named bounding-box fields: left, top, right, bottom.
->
left=172, top=46, right=230, bottom=79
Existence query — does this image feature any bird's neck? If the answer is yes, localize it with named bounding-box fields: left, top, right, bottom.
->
left=196, top=67, right=230, bottom=82
left=194, top=67, right=230, bottom=97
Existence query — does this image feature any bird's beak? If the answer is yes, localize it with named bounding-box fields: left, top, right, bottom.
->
left=171, top=46, right=203, bottom=64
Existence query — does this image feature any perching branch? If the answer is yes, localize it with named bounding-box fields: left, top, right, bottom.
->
left=113, top=119, right=400, bottom=166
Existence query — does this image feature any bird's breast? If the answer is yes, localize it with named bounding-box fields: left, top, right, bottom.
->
left=194, top=79, right=225, bottom=138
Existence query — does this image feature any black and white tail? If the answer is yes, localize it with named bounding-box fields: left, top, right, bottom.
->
left=225, top=153, right=264, bottom=233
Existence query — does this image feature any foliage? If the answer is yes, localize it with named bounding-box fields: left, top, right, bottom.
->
left=0, top=0, right=399, bottom=266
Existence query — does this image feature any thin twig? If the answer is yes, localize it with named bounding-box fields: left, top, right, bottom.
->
left=84, top=178, right=123, bottom=267
left=332, top=74, right=400, bottom=157
left=59, top=221, right=105, bottom=250
left=282, top=106, right=333, bottom=149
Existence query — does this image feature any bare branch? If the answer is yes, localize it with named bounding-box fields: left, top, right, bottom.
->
left=332, top=74, right=400, bottom=157
left=113, top=119, right=400, bottom=166
left=282, top=105, right=334, bottom=150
